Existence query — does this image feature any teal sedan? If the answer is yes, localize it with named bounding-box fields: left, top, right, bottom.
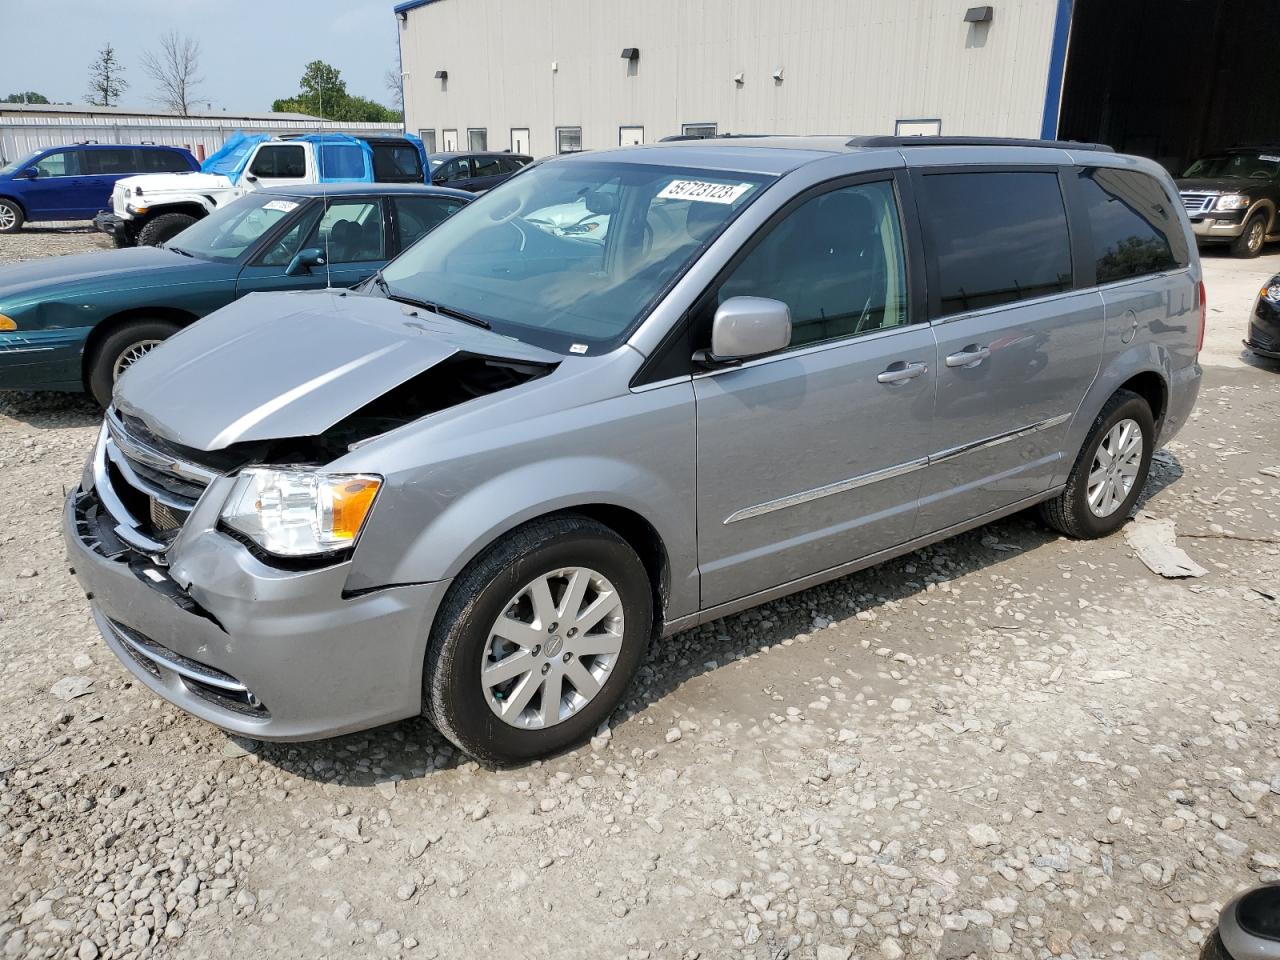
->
left=0, top=183, right=471, bottom=405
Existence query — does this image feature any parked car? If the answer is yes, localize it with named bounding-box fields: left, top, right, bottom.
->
left=0, top=143, right=197, bottom=233
left=1245, top=274, right=1280, bottom=360
left=0, top=183, right=470, bottom=404
left=95, top=132, right=428, bottom=248
left=64, top=136, right=1203, bottom=763
left=428, top=151, right=531, bottom=192
left=1177, top=147, right=1280, bottom=258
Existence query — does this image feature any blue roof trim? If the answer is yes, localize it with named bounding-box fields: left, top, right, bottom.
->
left=393, top=0, right=441, bottom=13
left=1039, top=0, right=1074, bottom=139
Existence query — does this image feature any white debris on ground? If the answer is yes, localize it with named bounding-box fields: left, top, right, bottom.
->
left=0, top=232, right=1278, bottom=960
left=1124, top=514, right=1209, bottom=579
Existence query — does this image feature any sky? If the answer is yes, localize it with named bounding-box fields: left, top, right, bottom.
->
left=1, top=0, right=402, bottom=113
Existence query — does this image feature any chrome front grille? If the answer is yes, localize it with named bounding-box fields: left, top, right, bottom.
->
left=1180, top=192, right=1216, bottom=215
left=93, top=409, right=215, bottom=555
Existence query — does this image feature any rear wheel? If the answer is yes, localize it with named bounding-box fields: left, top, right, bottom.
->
left=136, top=212, right=197, bottom=247
left=1231, top=212, right=1267, bottom=258
left=1040, top=389, right=1155, bottom=539
left=87, top=319, right=181, bottom=407
left=423, top=515, right=652, bottom=765
left=0, top=199, right=23, bottom=233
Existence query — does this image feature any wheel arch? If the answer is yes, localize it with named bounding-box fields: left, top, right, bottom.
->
left=80, top=306, right=200, bottom=389
left=135, top=201, right=211, bottom=227
left=0, top=194, right=28, bottom=217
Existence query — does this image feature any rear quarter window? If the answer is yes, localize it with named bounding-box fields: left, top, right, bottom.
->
left=1077, top=168, right=1188, bottom=283
left=920, top=170, right=1073, bottom=317
left=141, top=149, right=194, bottom=172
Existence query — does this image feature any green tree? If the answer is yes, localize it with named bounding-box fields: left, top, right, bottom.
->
left=87, top=42, right=128, bottom=107
left=3, top=91, right=50, bottom=104
left=272, top=61, right=397, bottom=122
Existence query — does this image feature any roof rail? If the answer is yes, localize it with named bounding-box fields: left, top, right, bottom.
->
left=846, top=135, right=1113, bottom=152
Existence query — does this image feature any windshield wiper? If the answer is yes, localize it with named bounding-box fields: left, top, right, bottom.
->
left=166, top=245, right=194, bottom=258
left=372, top=273, right=491, bottom=330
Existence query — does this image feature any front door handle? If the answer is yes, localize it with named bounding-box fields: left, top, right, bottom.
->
left=945, top=345, right=991, bottom=368
left=876, top=360, right=929, bottom=384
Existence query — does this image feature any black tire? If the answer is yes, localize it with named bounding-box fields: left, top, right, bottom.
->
left=135, top=212, right=197, bottom=247
left=87, top=319, right=181, bottom=407
left=423, top=514, right=653, bottom=765
left=109, top=231, right=133, bottom=249
left=1040, top=388, right=1155, bottom=539
left=0, top=198, right=24, bottom=233
left=1231, top=212, right=1267, bottom=258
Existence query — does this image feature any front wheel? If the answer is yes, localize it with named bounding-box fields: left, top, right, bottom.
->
left=87, top=319, right=181, bottom=407
left=1231, top=212, right=1267, bottom=258
left=423, top=515, right=653, bottom=765
left=1040, top=389, right=1155, bottom=539
left=0, top=199, right=24, bottom=233
left=136, top=212, right=197, bottom=247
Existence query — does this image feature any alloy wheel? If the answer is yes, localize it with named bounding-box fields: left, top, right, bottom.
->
left=1249, top=219, right=1265, bottom=252
left=1086, top=418, right=1143, bottom=518
left=0, top=206, right=16, bottom=230
left=112, top=339, right=164, bottom=381
left=481, top=567, right=625, bottom=729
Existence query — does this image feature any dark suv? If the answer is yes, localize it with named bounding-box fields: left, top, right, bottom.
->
left=1177, top=147, right=1280, bottom=258
left=428, top=152, right=532, bottom=192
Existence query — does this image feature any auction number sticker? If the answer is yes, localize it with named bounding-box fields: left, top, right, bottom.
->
left=657, top=180, right=753, bottom=204
left=263, top=199, right=300, bottom=213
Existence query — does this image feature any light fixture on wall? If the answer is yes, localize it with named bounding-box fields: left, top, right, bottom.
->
left=964, top=6, right=993, bottom=22
left=620, top=47, right=639, bottom=61
left=771, top=67, right=784, bottom=83
left=396, top=10, right=407, bottom=21
left=733, top=72, right=744, bottom=86
left=434, top=70, right=448, bottom=80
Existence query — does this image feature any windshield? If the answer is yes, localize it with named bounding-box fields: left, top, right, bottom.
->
left=0, top=151, right=39, bottom=177
left=1183, top=151, right=1280, bottom=180
left=378, top=160, right=773, bottom=353
left=166, top=192, right=306, bottom=261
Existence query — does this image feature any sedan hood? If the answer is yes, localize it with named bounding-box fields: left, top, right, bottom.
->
left=114, top=289, right=561, bottom=451
left=0, top=246, right=216, bottom=302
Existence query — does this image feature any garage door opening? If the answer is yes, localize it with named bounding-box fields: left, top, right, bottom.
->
left=1056, top=0, right=1280, bottom=175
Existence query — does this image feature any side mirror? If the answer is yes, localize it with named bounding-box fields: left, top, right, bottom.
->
left=704, top=297, right=792, bottom=363
left=17, top=166, right=38, bottom=180
left=285, top=247, right=325, bottom=276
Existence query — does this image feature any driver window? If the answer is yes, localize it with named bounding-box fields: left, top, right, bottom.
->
left=709, top=180, right=907, bottom=349
left=446, top=158, right=472, bottom=182
left=35, top=151, right=79, bottom=177
left=303, top=199, right=385, bottom=263
left=258, top=204, right=324, bottom=267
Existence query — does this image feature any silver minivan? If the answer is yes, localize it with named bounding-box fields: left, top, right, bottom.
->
left=65, top=136, right=1204, bottom=763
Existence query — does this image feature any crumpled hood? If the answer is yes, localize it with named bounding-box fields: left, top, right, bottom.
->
left=115, top=171, right=234, bottom=195
left=114, top=289, right=561, bottom=451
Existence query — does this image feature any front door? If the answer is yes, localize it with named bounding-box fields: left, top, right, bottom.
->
left=442, top=129, right=459, bottom=152
left=240, top=143, right=310, bottom=197
left=694, top=176, right=935, bottom=607
left=236, top=197, right=388, bottom=294
left=23, top=149, right=89, bottom=219
left=511, top=128, right=530, bottom=154
left=911, top=167, right=1104, bottom=532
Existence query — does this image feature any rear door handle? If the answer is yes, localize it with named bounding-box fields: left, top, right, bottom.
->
left=944, top=345, right=991, bottom=368
left=876, top=360, right=929, bottom=384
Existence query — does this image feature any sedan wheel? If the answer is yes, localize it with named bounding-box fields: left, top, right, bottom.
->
left=482, top=567, right=625, bottom=730
left=1086, top=418, right=1144, bottom=518
left=112, top=339, right=165, bottom=382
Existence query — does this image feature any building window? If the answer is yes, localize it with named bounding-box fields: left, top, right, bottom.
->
left=556, top=126, right=583, bottom=154
left=681, top=122, right=717, bottom=139
left=418, top=129, right=437, bottom=154
left=895, top=118, right=942, bottom=137
left=619, top=126, right=644, bottom=146
left=467, top=128, right=488, bottom=151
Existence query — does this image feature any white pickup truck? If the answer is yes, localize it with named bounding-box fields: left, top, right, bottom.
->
left=94, top=133, right=426, bottom=247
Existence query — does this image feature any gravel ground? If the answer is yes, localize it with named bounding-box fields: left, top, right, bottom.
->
left=1, top=228, right=1279, bottom=960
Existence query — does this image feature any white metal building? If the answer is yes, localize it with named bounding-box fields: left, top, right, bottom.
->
left=0, top=103, right=404, bottom=166
left=395, top=0, right=1280, bottom=173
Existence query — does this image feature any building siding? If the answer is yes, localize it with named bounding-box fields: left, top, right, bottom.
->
left=400, top=0, right=1061, bottom=156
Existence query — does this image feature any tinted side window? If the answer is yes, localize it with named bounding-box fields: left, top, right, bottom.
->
left=711, top=180, right=908, bottom=348
left=443, top=158, right=471, bottom=182
left=249, top=145, right=306, bottom=179
left=84, top=149, right=138, bottom=174
left=141, top=149, right=192, bottom=172
left=498, top=156, right=528, bottom=174
left=472, top=156, right=502, bottom=178
left=921, top=171, right=1072, bottom=316
left=372, top=143, right=423, bottom=183
left=1078, top=168, right=1186, bottom=283
left=34, top=151, right=80, bottom=177
left=304, top=199, right=385, bottom=263
left=394, top=195, right=465, bottom=250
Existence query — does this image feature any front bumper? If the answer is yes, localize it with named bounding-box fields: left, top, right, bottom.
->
left=92, top=210, right=130, bottom=237
left=0, top=329, right=86, bottom=392
left=1246, top=305, right=1280, bottom=358
left=63, top=465, right=451, bottom=741
left=1190, top=211, right=1246, bottom=240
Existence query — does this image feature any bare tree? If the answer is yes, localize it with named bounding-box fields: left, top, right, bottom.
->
left=87, top=43, right=128, bottom=107
left=141, top=31, right=203, bottom=116
left=383, top=67, right=404, bottom=112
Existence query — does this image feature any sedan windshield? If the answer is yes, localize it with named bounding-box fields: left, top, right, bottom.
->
left=377, top=160, right=773, bottom=353
left=165, top=193, right=308, bottom=262
left=1183, top=151, right=1280, bottom=180
left=0, top=151, right=39, bottom=177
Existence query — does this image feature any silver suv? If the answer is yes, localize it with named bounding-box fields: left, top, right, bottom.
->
left=65, top=136, right=1204, bottom=763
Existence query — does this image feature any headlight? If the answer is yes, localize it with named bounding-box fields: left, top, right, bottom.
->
left=126, top=204, right=148, bottom=215
left=220, top=468, right=382, bottom=557
left=1263, top=282, right=1280, bottom=302
left=0, top=314, right=15, bottom=331
left=1217, top=194, right=1250, bottom=211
